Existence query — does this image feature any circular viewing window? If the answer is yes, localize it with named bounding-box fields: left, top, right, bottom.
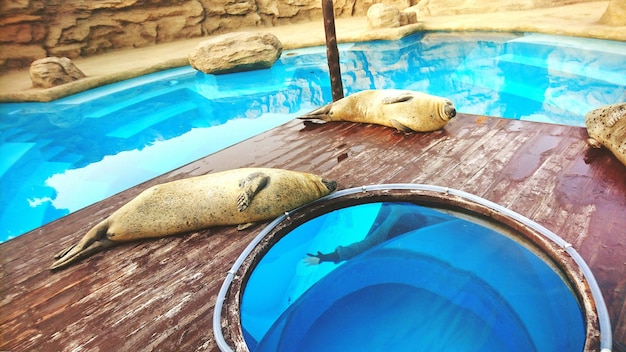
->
left=215, top=185, right=611, bottom=352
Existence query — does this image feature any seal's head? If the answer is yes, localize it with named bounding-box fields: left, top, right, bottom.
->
left=441, top=99, right=457, bottom=121
left=584, top=103, right=626, bottom=167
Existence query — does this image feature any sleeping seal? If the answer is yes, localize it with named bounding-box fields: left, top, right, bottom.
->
left=300, top=89, right=456, bottom=132
left=585, top=102, right=626, bottom=167
left=51, top=168, right=337, bottom=270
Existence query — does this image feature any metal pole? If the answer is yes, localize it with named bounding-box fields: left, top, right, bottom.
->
left=321, top=0, right=344, bottom=101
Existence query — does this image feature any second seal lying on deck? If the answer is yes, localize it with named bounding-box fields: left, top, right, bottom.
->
left=585, top=102, right=626, bottom=167
left=300, top=89, right=456, bottom=132
left=51, top=168, right=337, bottom=270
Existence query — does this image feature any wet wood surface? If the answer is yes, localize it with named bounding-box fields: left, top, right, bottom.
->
left=1, top=114, right=625, bottom=351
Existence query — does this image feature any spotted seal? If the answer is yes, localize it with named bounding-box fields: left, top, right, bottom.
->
left=585, top=102, right=626, bottom=166
left=51, top=168, right=337, bottom=270
left=300, top=89, right=456, bottom=132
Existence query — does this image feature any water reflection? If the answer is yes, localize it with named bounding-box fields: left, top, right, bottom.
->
left=43, top=113, right=299, bottom=212
left=303, top=202, right=450, bottom=264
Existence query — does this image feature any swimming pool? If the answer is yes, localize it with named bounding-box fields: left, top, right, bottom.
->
left=1, top=32, right=625, bottom=241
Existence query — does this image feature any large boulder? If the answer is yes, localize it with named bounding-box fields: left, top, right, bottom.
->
left=188, top=32, right=283, bottom=74
left=29, top=57, right=86, bottom=88
left=367, top=4, right=402, bottom=29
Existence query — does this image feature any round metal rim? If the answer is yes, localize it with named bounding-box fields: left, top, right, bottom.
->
left=213, top=184, right=611, bottom=352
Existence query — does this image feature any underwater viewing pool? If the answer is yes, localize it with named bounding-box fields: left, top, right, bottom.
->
left=215, top=186, right=612, bottom=351
left=241, top=202, right=585, bottom=351
left=1, top=31, right=625, bottom=241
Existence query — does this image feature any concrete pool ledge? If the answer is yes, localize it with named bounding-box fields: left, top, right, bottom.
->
left=0, top=1, right=624, bottom=103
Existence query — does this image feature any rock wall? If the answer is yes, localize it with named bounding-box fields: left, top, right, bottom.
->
left=598, top=0, right=626, bottom=25
left=0, top=0, right=414, bottom=71
left=1, top=0, right=611, bottom=72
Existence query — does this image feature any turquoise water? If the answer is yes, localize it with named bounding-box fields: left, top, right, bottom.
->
left=1, top=32, right=625, bottom=241
left=241, top=202, right=586, bottom=351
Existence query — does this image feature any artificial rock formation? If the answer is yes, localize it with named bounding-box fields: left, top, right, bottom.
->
left=368, top=4, right=402, bottom=29
left=29, top=57, right=86, bottom=88
left=0, top=0, right=414, bottom=71
left=598, top=0, right=626, bottom=25
left=3, top=0, right=616, bottom=72
left=188, top=32, right=283, bottom=74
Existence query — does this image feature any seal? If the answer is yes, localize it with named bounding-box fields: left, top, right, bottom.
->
left=51, top=168, right=337, bottom=270
left=585, top=102, right=626, bottom=167
left=299, top=89, right=456, bottom=132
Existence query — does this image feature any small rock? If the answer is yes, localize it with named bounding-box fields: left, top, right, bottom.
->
left=188, top=32, right=283, bottom=74
left=30, top=57, right=86, bottom=88
left=367, top=4, right=401, bottom=30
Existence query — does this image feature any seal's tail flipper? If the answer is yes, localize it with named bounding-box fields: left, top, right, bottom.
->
left=298, top=104, right=333, bottom=122
left=51, top=220, right=116, bottom=270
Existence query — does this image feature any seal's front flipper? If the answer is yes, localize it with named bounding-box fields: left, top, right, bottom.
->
left=298, top=104, right=333, bottom=121
left=390, top=119, right=413, bottom=132
left=51, top=220, right=116, bottom=270
left=237, top=222, right=256, bottom=231
left=237, top=172, right=270, bottom=211
left=382, top=94, right=413, bottom=104
left=587, top=137, right=602, bottom=149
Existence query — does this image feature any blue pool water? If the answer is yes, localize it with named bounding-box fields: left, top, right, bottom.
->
left=241, top=202, right=585, bottom=351
left=1, top=32, right=625, bottom=241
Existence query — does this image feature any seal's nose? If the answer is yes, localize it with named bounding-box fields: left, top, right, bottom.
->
left=322, top=179, right=338, bottom=193
left=444, top=101, right=456, bottom=119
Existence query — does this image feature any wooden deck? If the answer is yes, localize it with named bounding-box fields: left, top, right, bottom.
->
left=1, top=114, right=625, bottom=351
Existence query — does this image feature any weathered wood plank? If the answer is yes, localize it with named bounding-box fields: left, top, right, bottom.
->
left=1, top=114, right=625, bottom=351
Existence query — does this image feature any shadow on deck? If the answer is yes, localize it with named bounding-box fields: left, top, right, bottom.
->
left=1, top=114, right=625, bottom=351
